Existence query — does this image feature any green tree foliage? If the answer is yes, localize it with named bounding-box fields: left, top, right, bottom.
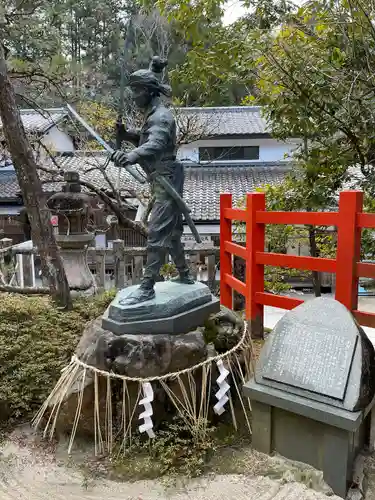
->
left=5, top=0, right=292, bottom=108
left=146, top=0, right=293, bottom=105
left=361, top=194, right=375, bottom=260
left=2, top=0, right=197, bottom=108
left=4, top=0, right=135, bottom=105
left=3, top=0, right=71, bottom=100
left=254, top=0, right=375, bottom=191
left=155, top=0, right=375, bottom=279
left=252, top=0, right=375, bottom=280
left=140, top=0, right=247, bottom=105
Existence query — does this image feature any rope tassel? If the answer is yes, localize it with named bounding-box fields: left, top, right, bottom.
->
left=138, top=382, right=155, bottom=438
left=213, top=359, right=230, bottom=415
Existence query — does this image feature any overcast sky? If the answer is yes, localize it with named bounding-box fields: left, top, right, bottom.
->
left=223, top=0, right=305, bottom=25
left=223, top=1, right=248, bottom=25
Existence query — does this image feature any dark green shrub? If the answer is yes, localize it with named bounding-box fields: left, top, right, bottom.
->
left=0, top=291, right=115, bottom=425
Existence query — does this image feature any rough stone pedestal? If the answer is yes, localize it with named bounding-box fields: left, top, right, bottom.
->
left=244, top=298, right=375, bottom=498
left=47, top=305, right=245, bottom=438
left=50, top=316, right=209, bottom=436
left=102, top=281, right=220, bottom=335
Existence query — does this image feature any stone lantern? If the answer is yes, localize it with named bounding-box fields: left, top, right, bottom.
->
left=47, top=171, right=95, bottom=295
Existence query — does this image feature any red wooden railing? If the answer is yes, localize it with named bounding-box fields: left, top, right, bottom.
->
left=220, top=190, right=375, bottom=335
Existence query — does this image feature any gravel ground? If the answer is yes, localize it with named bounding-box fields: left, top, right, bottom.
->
left=0, top=428, right=344, bottom=500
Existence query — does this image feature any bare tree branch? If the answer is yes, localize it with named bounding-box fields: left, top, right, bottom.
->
left=0, top=285, right=49, bottom=294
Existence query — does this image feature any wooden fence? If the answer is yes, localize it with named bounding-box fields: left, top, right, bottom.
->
left=0, top=238, right=219, bottom=293
left=220, top=190, right=375, bottom=336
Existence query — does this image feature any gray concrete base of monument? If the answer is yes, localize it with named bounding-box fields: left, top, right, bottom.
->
left=244, top=378, right=374, bottom=498
left=102, top=281, right=221, bottom=335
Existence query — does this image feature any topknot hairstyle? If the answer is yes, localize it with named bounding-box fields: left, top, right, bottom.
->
left=149, top=56, right=168, bottom=75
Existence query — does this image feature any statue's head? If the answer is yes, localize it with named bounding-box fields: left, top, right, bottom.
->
left=128, top=57, right=171, bottom=109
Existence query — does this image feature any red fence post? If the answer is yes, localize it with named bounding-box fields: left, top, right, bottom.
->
left=245, top=193, right=266, bottom=339
left=220, top=193, right=233, bottom=309
left=335, top=191, right=363, bottom=312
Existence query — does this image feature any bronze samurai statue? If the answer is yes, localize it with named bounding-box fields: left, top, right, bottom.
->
left=112, top=57, right=196, bottom=305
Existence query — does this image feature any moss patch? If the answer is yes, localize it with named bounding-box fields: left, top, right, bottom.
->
left=63, top=416, right=252, bottom=483
left=203, top=318, right=218, bottom=344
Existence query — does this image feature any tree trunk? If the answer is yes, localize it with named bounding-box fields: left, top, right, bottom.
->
left=308, top=226, right=321, bottom=297
left=0, top=43, right=72, bottom=309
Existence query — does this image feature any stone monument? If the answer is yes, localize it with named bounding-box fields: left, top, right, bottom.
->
left=244, top=297, right=375, bottom=498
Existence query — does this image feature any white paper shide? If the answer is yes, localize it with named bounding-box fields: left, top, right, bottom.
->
left=213, top=359, right=230, bottom=415
left=139, top=382, right=156, bottom=438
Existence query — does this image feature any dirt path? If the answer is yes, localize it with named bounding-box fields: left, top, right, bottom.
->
left=0, top=428, right=343, bottom=500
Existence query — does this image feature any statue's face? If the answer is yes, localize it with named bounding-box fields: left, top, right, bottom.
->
left=131, top=85, right=152, bottom=109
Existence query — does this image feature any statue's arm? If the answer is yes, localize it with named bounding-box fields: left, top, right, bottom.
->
left=116, top=121, right=141, bottom=147
left=126, top=114, right=172, bottom=167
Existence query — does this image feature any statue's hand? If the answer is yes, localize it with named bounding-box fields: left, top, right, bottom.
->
left=111, top=150, right=130, bottom=168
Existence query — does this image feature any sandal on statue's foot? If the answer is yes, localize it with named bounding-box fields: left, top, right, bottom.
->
left=119, top=283, right=155, bottom=305
left=171, top=272, right=195, bottom=285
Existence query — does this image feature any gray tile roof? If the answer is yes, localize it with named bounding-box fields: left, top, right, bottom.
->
left=0, top=153, right=291, bottom=221
left=0, top=152, right=143, bottom=202
left=47, top=153, right=142, bottom=196
left=184, top=163, right=290, bottom=220
left=176, top=106, right=270, bottom=138
left=0, top=108, right=67, bottom=135
left=0, top=106, right=267, bottom=142
left=0, top=172, right=22, bottom=201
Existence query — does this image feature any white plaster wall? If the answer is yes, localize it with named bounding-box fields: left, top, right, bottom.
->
left=177, top=137, right=300, bottom=163
left=41, top=126, right=75, bottom=153
left=0, top=162, right=14, bottom=171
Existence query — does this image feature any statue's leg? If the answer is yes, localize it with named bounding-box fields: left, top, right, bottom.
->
left=119, top=247, right=165, bottom=305
left=138, top=200, right=166, bottom=291
left=142, top=246, right=166, bottom=287
left=170, top=238, right=195, bottom=284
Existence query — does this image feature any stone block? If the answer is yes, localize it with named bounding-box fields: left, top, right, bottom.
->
left=102, top=281, right=220, bottom=335
left=245, top=379, right=371, bottom=499
left=48, top=316, right=209, bottom=438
